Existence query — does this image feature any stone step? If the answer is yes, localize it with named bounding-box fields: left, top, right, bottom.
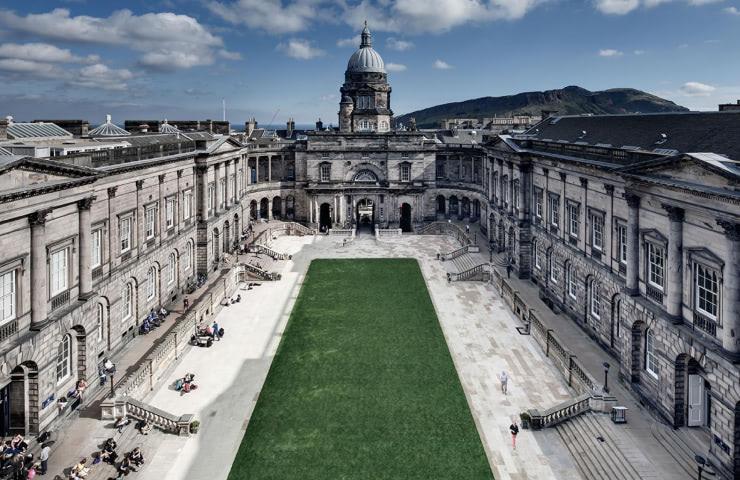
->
left=650, top=423, right=714, bottom=479
left=577, top=413, right=641, bottom=480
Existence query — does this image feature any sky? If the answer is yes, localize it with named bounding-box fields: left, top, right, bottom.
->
left=0, top=0, right=738, bottom=126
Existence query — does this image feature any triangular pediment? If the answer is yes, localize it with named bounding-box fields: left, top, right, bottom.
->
left=0, top=157, right=97, bottom=194
left=621, top=154, right=739, bottom=189
left=206, top=137, right=243, bottom=155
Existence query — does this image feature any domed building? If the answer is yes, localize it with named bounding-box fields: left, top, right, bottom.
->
left=339, top=22, right=393, bottom=133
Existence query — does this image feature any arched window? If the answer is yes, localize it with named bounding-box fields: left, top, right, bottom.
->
left=56, top=334, right=71, bottom=382
left=184, top=241, right=193, bottom=271
left=97, top=303, right=105, bottom=342
left=645, top=328, right=658, bottom=377
left=566, top=262, right=577, bottom=299
left=146, top=267, right=157, bottom=301
left=549, top=253, right=559, bottom=284
left=590, top=280, right=601, bottom=319
left=168, top=253, right=176, bottom=285
left=533, top=240, right=540, bottom=270
left=123, top=283, right=133, bottom=321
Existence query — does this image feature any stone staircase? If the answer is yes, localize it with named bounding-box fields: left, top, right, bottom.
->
left=556, top=413, right=642, bottom=480
left=651, top=423, right=716, bottom=479
left=452, top=252, right=478, bottom=273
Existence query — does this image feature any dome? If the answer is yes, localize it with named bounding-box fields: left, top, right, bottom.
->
left=346, top=22, right=385, bottom=74
left=88, top=114, right=130, bottom=137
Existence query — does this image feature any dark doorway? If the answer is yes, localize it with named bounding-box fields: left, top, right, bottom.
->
left=319, top=203, right=332, bottom=232
left=400, top=203, right=412, bottom=232
left=436, top=195, right=445, bottom=214
left=272, top=197, right=282, bottom=220
left=259, top=198, right=269, bottom=219
left=249, top=200, right=257, bottom=220
left=356, top=199, right=375, bottom=234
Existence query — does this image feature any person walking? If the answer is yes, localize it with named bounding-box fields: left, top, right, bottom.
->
left=212, top=321, right=220, bottom=341
left=499, top=370, right=509, bottom=395
left=509, top=420, right=519, bottom=449
left=38, top=443, right=50, bottom=475
left=506, top=261, right=512, bottom=279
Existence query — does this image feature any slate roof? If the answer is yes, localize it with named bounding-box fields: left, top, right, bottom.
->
left=7, top=122, right=72, bottom=139
left=522, top=111, right=740, bottom=160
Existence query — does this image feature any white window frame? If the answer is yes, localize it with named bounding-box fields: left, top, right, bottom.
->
left=91, top=228, right=102, bottom=268
left=645, top=328, right=658, bottom=378
left=400, top=164, right=411, bottom=182
left=120, top=215, right=133, bottom=254
left=123, top=283, right=133, bottom=321
left=550, top=256, right=559, bottom=284
left=567, top=202, right=579, bottom=237
left=0, top=270, right=16, bottom=325
left=533, top=242, right=541, bottom=270
left=50, top=247, right=69, bottom=297
left=165, top=197, right=175, bottom=229
left=320, top=163, right=331, bottom=182
left=145, top=206, right=156, bottom=240
left=183, top=191, right=192, bottom=221
left=566, top=265, right=577, bottom=299
left=56, top=334, right=71, bottom=383
left=549, top=194, right=559, bottom=227
left=591, top=213, right=604, bottom=251
left=168, top=253, right=176, bottom=285
left=146, top=267, right=156, bottom=301
left=590, top=281, right=601, bottom=319
left=184, top=242, right=192, bottom=271
left=207, top=183, right=215, bottom=211
left=97, top=303, right=105, bottom=342
left=694, top=262, right=719, bottom=320
left=617, top=223, right=627, bottom=264
left=534, top=189, right=543, bottom=218
left=647, top=242, right=665, bottom=290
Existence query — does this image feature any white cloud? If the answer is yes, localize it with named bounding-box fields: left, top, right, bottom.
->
left=208, top=0, right=320, bottom=34
left=599, top=48, right=624, bottom=57
left=0, top=8, right=231, bottom=70
left=725, top=6, right=740, bottom=14
left=386, top=38, right=414, bottom=51
left=0, top=58, right=63, bottom=79
left=433, top=59, right=453, bottom=69
left=594, top=0, right=724, bottom=14
left=337, top=35, right=361, bottom=48
left=680, top=81, right=716, bottom=96
left=386, top=62, right=407, bottom=72
left=218, top=50, right=243, bottom=60
left=72, top=63, right=134, bottom=91
left=633, top=49, right=646, bottom=55
left=277, top=39, right=325, bottom=60
left=0, top=43, right=98, bottom=64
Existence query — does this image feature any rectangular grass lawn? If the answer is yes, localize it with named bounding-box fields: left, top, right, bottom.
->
left=227, top=258, right=493, bottom=480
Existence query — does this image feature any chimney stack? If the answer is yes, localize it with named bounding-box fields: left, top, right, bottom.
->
left=286, top=117, right=295, bottom=138
left=0, top=117, right=8, bottom=141
left=246, top=117, right=257, bottom=136
left=316, top=118, right=323, bottom=131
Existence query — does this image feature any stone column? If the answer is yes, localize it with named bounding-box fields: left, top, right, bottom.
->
left=196, top=165, right=207, bottom=220
left=308, top=196, right=313, bottom=223
left=498, top=160, right=505, bottom=209
left=223, top=161, right=230, bottom=209
left=625, top=193, right=640, bottom=295
left=663, top=204, right=684, bottom=322
left=717, top=220, right=740, bottom=355
left=78, top=197, right=94, bottom=300
left=213, top=164, right=221, bottom=214
left=29, top=210, right=50, bottom=329
left=518, top=165, right=528, bottom=224
left=268, top=197, right=273, bottom=220
left=254, top=158, right=260, bottom=183
left=507, top=161, right=514, bottom=216
left=268, top=156, right=272, bottom=183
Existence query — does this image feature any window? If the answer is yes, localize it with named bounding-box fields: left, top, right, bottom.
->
left=220, top=179, right=226, bottom=205
left=168, top=253, right=176, bottom=285
left=165, top=198, right=175, bottom=229
left=502, top=176, right=508, bottom=205
left=145, top=206, right=156, bottom=240
left=207, top=183, right=215, bottom=211
left=591, top=214, right=604, bottom=250
left=645, top=328, right=658, bottom=377
left=320, top=163, right=331, bottom=182
left=533, top=241, right=541, bottom=269
left=184, top=242, right=192, bottom=271
left=183, top=191, right=192, bottom=220
left=122, top=283, right=133, bottom=321
left=91, top=229, right=102, bottom=268
left=647, top=243, right=665, bottom=289
left=56, top=334, right=71, bottom=383
left=549, top=195, right=560, bottom=227
left=513, top=181, right=520, bottom=211
left=550, top=256, right=559, bottom=283
left=534, top=189, right=543, bottom=218
left=617, top=224, right=627, bottom=264
left=97, top=303, right=105, bottom=342
left=146, top=267, right=156, bottom=301
left=50, top=248, right=69, bottom=296
left=120, top=215, right=132, bottom=253
left=590, top=280, right=601, bottom=319
left=380, top=121, right=388, bottom=131
left=566, top=264, right=577, bottom=299
left=695, top=263, right=719, bottom=319
left=0, top=270, right=16, bottom=324
left=400, top=164, right=411, bottom=182
left=567, top=203, right=579, bottom=237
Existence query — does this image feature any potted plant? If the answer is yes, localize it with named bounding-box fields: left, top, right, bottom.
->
left=190, top=420, right=200, bottom=434
left=519, top=411, right=531, bottom=429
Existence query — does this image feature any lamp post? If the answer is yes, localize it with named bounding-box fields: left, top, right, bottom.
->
left=603, top=362, right=610, bottom=394
left=109, top=372, right=115, bottom=397
left=694, top=454, right=705, bottom=480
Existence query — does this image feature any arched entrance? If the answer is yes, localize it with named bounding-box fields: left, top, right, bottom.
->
left=461, top=197, right=470, bottom=218
left=356, top=198, right=375, bottom=233
left=286, top=195, right=295, bottom=219
left=249, top=200, right=257, bottom=220
left=436, top=195, right=445, bottom=215
left=223, top=221, right=231, bottom=254
left=675, top=356, right=712, bottom=429
left=272, top=196, right=282, bottom=219
left=259, top=198, right=269, bottom=219
left=449, top=196, right=459, bottom=217
left=472, top=199, right=480, bottom=220
left=4, top=362, right=39, bottom=436
left=400, top=203, right=412, bottom=232
left=319, top=203, right=332, bottom=232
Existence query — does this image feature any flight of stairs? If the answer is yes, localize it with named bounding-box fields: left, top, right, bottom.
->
left=452, top=252, right=478, bottom=273
left=556, top=413, right=642, bottom=480
left=651, top=423, right=716, bottom=479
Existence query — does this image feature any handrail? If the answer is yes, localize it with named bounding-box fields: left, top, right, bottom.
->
left=252, top=244, right=290, bottom=260
left=416, top=221, right=472, bottom=246
left=239, top=263, right=281, bottom=281
left=440, top=245, right=469, bottom=261
left=101, top=396, right=194, bottom=436
left=531, top=394, right=592, bottom=429
left=449, top=263, right=490, bottom=281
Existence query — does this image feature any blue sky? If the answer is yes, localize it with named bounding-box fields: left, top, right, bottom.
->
left=0, top=0, right=738, bottom=126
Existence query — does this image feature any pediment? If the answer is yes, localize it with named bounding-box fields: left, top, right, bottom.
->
left=623, top=155, right=738, bottom=189
left=0, top=157, right=97, bottom=195
left=207, top=137, right=243, bottom=155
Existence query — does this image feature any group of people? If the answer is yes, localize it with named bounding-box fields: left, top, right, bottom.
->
left=0, top=434, right=42, bottom=478
left=98, top=358, right=117, bottom=386
left=70, top=441, right=145, bottom=479
left=138, top=307, right=169, bottom=335
left=174, top=373, right=198, bottom=394
left=194, top=320, right=225, bottom=343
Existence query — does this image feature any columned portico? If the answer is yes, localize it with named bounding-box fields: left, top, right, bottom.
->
left=625, top=193, right=640, bottom=295
left=213, top=163, right=221, bottom=214
left=663, top=204, right=684, bottom=322
left=29, top=209, right=50, bottom=329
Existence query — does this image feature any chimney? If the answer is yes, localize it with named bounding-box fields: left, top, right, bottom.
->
left=139, top=124, right=149, bottom=133
left=0, top=118, right=7, bottom=141
left=287, top=117, right=295, bottom=138
left=315, top=118, right=323, bottom=131
left=81, top=121, right=89, bottom=136
left=246, top=117, right=256, bottom=136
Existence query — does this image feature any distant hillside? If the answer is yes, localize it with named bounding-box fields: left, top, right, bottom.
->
left=396, top=86, right=688, bottom=128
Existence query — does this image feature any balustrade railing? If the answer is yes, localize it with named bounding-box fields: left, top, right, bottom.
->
left=252, top=244, right=290, bottom=260
left=0, top=319, right=18, bottom=343
left=440, top=245, right=470, bottom=261
left=449, top=263, right=490, bottom=282
left=50, top=291, right=70, bottom=312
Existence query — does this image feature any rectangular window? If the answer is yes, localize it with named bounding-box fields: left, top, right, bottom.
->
left=550, top=258, right=559, bottom=283
left=567, top=267, right=577, bottom=299
left=91, top=229, right=102, bottom=268
left=590, top=282, right=601, bottom=319
left=183, top=191, right=192, bottom=220
left=145, top=206, right=156, bottom=240
left=647, top=243, right=665, bottom=289
left=534, top=189, right=543, bottom=218
left=567, top=203, right=579, bottom=237
left=165, top=198, right=175, bottom=229
left=617, top=224, right=627, bottom=264
left=320, top=164, right=331, bottom=182
left=645, top=330, right=658, bottom=377
left=120, top=216, right=132, bottom=253
left=513, top=182, right=520, bottom=210
left=50, top=248, right=69, bottom=296
left=549, top=195, right=560, bottom=227
left=695, top=264, right=719, bottom=319
left=592, top=214, right=604, bottom=250
left=401, top=164, right=410, bottom=182
left=207, top=183, right=214, bottom=211
left=534, top=245, right=541, bottom=269
left=0, top=270, right=16, bottom=324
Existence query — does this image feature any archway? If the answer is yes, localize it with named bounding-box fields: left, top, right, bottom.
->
left=272, top=196, right=282, bottom=219
left=461, top=197, right=471, bottom=218
left=286, top=195, right=295, bottom=219
left=449, top=196, right=459, bottom=217
left=4, top=362, right=39, bottom=436
left=249, top=200, right=257, bottom=220
left=356, top=198, right=375, bottom=233
left=259, top=198, right=269, bottom=219
left=400, top=203, right=412, bottom=232
left=319, top=203, right=332, bottom=232
left=436, top=195, right=445, bottom=215
left=223, top=221, right=231, bottom=254
left=472, top=199, right=480, bottom=220
left=682, top=358, right=711, bottom=429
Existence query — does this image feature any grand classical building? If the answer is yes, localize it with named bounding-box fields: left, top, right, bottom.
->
left=0, top=22, right=738, bottom=478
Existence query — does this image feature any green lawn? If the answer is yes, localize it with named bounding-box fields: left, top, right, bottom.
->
left=227, top=258, right=493, bottom=480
